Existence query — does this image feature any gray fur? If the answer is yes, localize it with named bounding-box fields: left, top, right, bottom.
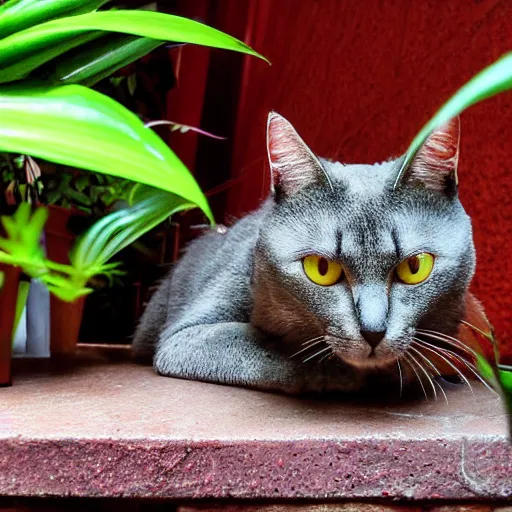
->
left=133, top=113, right=475, bottom=395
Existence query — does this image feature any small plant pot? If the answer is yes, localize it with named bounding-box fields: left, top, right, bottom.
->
left=45, top=205, right=86, bottom=355
left=48, top=294, right=86, bottom=354
left=0, top=264, right=21, bottom=386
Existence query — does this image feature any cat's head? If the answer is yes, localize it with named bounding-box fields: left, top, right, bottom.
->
left=252, top=112, right=475, bottom=369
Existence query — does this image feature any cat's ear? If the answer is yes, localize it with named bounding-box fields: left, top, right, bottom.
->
left=266, top=111, right=332, bottom=198
left=398, top=117, right=460, bottom=195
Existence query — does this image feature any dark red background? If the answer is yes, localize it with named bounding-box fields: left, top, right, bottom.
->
left=171, top=0, right=512, bottom=355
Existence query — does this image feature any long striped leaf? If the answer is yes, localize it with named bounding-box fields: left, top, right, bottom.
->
left=0, top=10, right=267, bottom=82
left=71, top=188, right=192, bottom=270
left=0, top=31, right=104, bottom=82
left=47, top=33, right=164, bottom=86
left=0, top=84, right=212, bottom=221
left=0, top=0, right=108, bottom=39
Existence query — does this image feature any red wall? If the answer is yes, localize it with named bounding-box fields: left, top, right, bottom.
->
left=223, top=0, right=512, bottom=355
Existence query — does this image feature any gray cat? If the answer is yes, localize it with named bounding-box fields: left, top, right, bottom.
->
left=133, top=112, right=475, bottom=395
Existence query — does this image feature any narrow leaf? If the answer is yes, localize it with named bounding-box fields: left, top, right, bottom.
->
left=396, top=52, right=512, bottom=186
left=71, top=187, right=193, bottom=269
left=47, top=34, right=163, bottom=86
left=499, top=367, right=512, bottom=394
left=127, top=73, right=137, bottom=96
left=0, top=31, right=104, bottom=83
left=0, top=10, right=267, bottom=82
left=0, top=84, right=213, bottom=221
left=0, top=0, right=109, bottom=39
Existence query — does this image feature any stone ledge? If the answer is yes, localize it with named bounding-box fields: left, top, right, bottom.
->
left=1, top=346, right=511, bottom=501
left=177, top=505, right=508, bottom=512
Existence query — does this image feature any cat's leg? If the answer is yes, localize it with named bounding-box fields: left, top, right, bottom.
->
left=154, top=322, right=330, bottom=394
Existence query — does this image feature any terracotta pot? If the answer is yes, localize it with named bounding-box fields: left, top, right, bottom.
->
left=0, top=264, right=21, bottom=386
left=45, top=205, right=86, bottom=355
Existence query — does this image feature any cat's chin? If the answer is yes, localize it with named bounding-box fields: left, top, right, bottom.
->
left=336, top=352, right=397, bottom=370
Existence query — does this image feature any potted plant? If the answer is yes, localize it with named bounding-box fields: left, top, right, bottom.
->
left=41, top=168, right=132, bottom=352
left=0, top=0, right=266, bottom=385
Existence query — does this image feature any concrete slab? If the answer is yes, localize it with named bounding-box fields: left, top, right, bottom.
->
left=0, top=346, right=510, bottom=500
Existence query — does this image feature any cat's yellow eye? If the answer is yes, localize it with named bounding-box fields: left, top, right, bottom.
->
left=303, top=255, right=343, bottom=286
left=396, top=253, right=434, bottom=285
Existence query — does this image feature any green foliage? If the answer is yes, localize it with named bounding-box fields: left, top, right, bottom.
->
left=0, top=9, right=266, bottom=83
left=0, top=203, right=92, bottom=300
left=0, top=201, right=126, bottom=301
left=51, top=34, right=160, bottom=87
left=71, top=186, right=192, bottom=279
left=0, top=153, right=15, bottom=183
left=0, top=83, right=212, bottom=218
left=0, top=1, right=109, bottom=39
left=0, top=0, right=267, bottom=301
left=0, top=203, right=47, bottom=276
left=44, top=169, right=131, bottom=214
left=499, top=366, right=512, bottom=394
left=467, top=326, right=512, bottom=439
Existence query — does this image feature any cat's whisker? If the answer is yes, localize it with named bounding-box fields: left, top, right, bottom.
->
left=403, top=353, right=429, bottom=401
left=460, top=320, right=493, bottom=341
left=416, top=335, right=477, bottom=372
left=432, top=375, right=449, bottom=405
left=301, top=335, right=324, bottom=347
left=417, top=336, right=483, bottom=380
left=409, top=345, right=448, bottom=404
left=413, top=337, right=496, bottom=395
left=396, top=359, right=404, bottom=398
left=289, top=337, right=325, bottom=359
left=406, top=350, right=437, bottom=401
left=302, top=346, right=331, bottom=364
left=418, top=334, right=496, bottom=393
left=318, top=350, right=333, bottom=364
left=411, top=338, right=475, bottom=397
left=416, top=329, right=476, bottom=357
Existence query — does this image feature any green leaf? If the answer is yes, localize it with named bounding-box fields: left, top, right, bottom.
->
left=0, top=0, right=109, bottom=39
left=64, top=186, right=94, bottom=206
left=48, top=34, right=163, bottom=86
left=40, top=271, right=93, bottom=301
left=0, top=203, right=48, bottom=276
left=499, top=368, right=512, bottom=394
left=0, top=203, right=104, bottom=302
left=45, top=285, right=92, bottom=302
left=45, top=189, right=62, bottom=204
left=475, top=354, right=498, bottom=388
left=74, top=174, right=90, bottom=192
left=71, top=186, right=193, bottom=271
left=0, top=31, right=105, bottom=83
left=127, top=73, right=137, bottom=96
left=0, top=10, right=268, bottom=83
left=0, top=84, right=213, bottom=221
left=396, top=52, right=512, bottom=186
left=110, top=76, right=124, bottom=88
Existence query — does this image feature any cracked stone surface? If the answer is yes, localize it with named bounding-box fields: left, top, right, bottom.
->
left=0, top=346, right=511, bottom=500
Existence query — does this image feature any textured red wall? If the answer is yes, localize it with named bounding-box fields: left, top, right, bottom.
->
left=224, top=0, right=512, bottom=355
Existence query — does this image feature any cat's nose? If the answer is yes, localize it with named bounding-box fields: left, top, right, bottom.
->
left=353, top=284, right=388, bottom=346
left=360, top=330, right=386, bottom=349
